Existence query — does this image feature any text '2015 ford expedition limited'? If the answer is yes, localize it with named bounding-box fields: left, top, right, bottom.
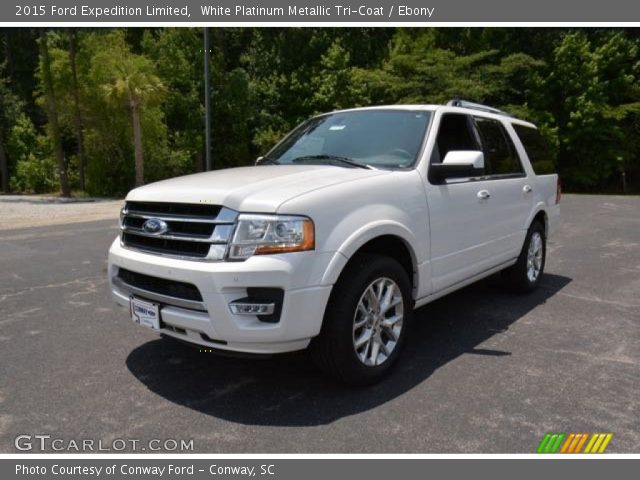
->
left=109, top=100, right=560, bottom=384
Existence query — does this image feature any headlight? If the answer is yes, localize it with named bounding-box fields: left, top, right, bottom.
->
left=228, top=214, right=315, bottom=260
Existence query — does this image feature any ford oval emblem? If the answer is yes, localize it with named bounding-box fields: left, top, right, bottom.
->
left=142, top=218, right=168, bottom=235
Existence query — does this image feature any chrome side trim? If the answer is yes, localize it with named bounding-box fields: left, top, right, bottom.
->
left=414, top=257, right=518, bottom=309
left=112, top=276, right=207, bottom=312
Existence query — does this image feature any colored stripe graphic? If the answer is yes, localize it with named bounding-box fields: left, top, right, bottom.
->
left=584, top=433, right=599, bottom=453
left=549, top=433, right=565, bottom=453
left=572, top=433, right=589, bottom=453
left=584, top=433, right=614, bottom=453
left=559, top=433, right=575, bottom=453
left=537, top=433, right=613, bottom=453
left=537, top=433, right=565, bottom=453
left=597, top=433, right=613, bottom=453
left=536, top=434, right=551, bottom=453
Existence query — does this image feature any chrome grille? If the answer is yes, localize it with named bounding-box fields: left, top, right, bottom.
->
left=120, top=201, right=238, bottom=260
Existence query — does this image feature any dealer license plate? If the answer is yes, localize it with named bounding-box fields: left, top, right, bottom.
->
left=130, top=297, right=160, bottom=330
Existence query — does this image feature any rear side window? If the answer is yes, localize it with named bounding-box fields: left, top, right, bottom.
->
left=475, top=117, right=524, bottom=177
left=512, top=124, right=556, bottom=175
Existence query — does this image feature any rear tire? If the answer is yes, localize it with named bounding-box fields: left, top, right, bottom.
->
left=310, top=253, right=413, bottom=385
left=502, top=221, right=546, bottom=293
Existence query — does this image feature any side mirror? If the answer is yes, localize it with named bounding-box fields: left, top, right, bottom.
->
left=442, top=150, right=484, bottom=169
left=255, top=156, right=264, bottom=166
left=430, top=150, right=484, bottom=182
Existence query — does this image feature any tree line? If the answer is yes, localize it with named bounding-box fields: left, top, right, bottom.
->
left=0, top=27, right=639, bottom=196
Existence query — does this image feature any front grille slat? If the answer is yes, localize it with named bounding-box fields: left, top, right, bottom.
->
left=122, top=232, right=211, bottom=257
left=121, top=202, right=237, bottom=260
left=123, top=217, right=216, bottom=240
left=126, top=201, right=221, bottom=218
left=124, top=211, right=228, bottom=224
left=122, top=229, right=218, bottom=244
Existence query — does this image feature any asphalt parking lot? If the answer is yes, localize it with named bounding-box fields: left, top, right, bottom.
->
left=0, top=194, right=638, bottom=453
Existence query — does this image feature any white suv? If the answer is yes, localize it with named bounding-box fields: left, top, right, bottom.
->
left=108, top=100, right=560, bottom=384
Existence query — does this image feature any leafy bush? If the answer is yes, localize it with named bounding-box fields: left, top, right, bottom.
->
left=10, top=155, right=58, bottom=193
left=7, top=114, right=58, bottom=193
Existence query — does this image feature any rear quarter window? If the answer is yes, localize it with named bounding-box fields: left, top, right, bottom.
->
left=475, top=117, right=524, bottom=176
left=512, top=124, right=556, bottom=175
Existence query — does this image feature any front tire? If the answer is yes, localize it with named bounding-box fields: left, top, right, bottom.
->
left=310, top=254, right=413, bottom=385
left=502, top=221, right=546, bottom=292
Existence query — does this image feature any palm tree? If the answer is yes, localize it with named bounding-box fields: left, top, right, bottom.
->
left=68, top=28, right=86, bottom=191
left=40, top=29, right=71, bottom=197
left=0, top=140, right=8, bottom=193
left=102, top=55, right=165, bottom=187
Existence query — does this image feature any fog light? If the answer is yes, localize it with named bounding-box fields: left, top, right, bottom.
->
left=229, top=302, right=275, bottom=315
left=229, top=288, right=284, bottom=323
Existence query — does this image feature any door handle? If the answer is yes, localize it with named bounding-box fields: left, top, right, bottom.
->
left=477, top=190, right=491, bottom=200
left=523, top=185, right=533, bottom=194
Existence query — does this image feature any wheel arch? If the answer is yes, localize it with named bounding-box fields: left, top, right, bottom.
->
left=530, top=208, right=548, bottom=236
left=322, top=225, right=420, bottom=300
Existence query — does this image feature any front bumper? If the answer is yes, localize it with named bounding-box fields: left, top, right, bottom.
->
left=108, top=238, right=334, bottom=354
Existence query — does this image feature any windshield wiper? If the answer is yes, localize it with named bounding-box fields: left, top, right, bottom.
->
left=256, top=156, right=280, bottom=165
left=291, top=155, right=373, bottom=170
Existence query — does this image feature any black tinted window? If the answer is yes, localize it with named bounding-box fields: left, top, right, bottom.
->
left=513, top=124, right=556, bottom=174
left=432, top=113, right=480, bottom=163
left=475, top=117, right=524, bottom=176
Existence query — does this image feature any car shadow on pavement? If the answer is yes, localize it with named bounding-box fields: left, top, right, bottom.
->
left=126, top=273, right=571, bottom=427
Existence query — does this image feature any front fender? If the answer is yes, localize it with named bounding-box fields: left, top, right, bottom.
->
left=321, top=220, right=420, bottom=289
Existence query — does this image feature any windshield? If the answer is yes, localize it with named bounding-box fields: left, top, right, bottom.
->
left=265, top=109, right=432, bottom=169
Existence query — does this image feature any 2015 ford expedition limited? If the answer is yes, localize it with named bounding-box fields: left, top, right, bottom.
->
left=108, top=100, right=560, bottom=384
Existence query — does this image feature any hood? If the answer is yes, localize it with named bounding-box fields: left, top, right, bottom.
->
left=126, top=165, right=387, bottom=212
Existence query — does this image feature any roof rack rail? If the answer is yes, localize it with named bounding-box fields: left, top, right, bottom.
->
left=446, top=99, right=513, bottom=117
